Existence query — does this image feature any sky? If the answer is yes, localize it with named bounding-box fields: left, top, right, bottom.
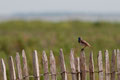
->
left=0, top=0, right=120, bottom=15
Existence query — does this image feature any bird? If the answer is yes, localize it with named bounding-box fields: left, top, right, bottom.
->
left=78, top=37, right=91, bottom=51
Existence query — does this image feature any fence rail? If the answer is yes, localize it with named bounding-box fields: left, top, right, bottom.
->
left=0, top=49, right=120, bottom=80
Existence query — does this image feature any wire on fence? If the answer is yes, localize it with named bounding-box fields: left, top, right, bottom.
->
left=20, top=70, right=119, bottom=79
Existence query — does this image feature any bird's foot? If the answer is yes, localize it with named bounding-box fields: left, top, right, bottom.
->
left=81, top=48, right=84, bottom=51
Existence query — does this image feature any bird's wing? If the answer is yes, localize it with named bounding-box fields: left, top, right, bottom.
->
left=81, top=40, right=91, bottom=47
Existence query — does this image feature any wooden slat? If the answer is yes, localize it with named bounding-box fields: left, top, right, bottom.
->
left=42, top=51, right=49, bottom=80
left=50, top=50, right=57, bottom=80
left=89, top=52, right=95, bottom=80
left=70, top=49, right=77, bottom=80
left=8, top=56, right=16, bottom=80
left=75, top=57, right=81, bottom=80
left=1, top=59, right=7, bottom=80
left=111, top=50, right=116, bottom=80
left=117, top=49, right=120, bottom=80
left=33, top=50, right=40, bottom=80
left=59, top=49, right=67, bottom=80
left=22, top=50, right=29, bottom=80
left=16, top=52, right=23, bottom=80
left=98, top=51, right=103, bottom=80
left=80, top=50, right=86, bottom=80
left=105, top=50, right=110, bottom=80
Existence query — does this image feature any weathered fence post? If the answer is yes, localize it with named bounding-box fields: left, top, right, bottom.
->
left=117, top=49, right=120, bottom=80
left=89, top=52, right=95, bottom=80
left=111, top=50, right=116, bottom=80
left=59, top=49, right=67, bottom=80
left=2, top=49, right=120, bottom=80
left=98, top=51, right=103, bottom=80
left=70, top=49, right=77, bottom=80
left=1, top=59, right=7, bottom=80
left=50, top=50, right=57, bottom=80
left=16, top=52, right=23, bottom=80
left=22, top=50, right=29, bottom=80
left=42, top=51, right=49, bottom=80
left=75, top=57, right=81, bottom=80
left=33, top=50, right=40, bottom=80
left=105, top=50, right=110, bottom=80
left=8, top=56, right=16, bottom=80
left=80, top=50, right=86, bottom=80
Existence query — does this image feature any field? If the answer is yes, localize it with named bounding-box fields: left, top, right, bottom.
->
left=0, top=20, right=120, bottom=80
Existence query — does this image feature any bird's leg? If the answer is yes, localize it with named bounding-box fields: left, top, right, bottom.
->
left=81, top=46, right=86, bottom=51
left=81, top=48, right=84, bottom=51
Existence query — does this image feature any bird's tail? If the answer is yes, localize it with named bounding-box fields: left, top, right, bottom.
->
left=89, top=45, right=93, bottom=50
left=88, top=44, right=91, bottom=47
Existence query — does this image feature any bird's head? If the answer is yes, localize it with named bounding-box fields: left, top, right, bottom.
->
left=78, top=37, right=82, bottom=43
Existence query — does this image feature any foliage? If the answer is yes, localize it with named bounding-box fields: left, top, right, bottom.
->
left=0, top=20, right=120, bottom=79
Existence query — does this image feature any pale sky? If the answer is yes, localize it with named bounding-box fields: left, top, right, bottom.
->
left=0, top=0, right=120, bottom=15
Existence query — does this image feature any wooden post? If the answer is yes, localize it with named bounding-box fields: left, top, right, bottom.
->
left=117, top=49, right=120, bottom=80
left=105, top=50, right=110, bottom=80
left=1, top=59, right=7, bottom=80
left=22, top=50, right=29, bottom=80
left=59, top=49, right=67, bottom=80
left=8, top=56, right=16, bottom=80
left=75, top=57, right=81, bottom=80
left=80, top=50, right=86, bottom=80
left=50, top=50, right=57, bottom=80
left=33, top=50, right=40, bottom=80
left=16, top=52, right=23, bottom=80
left=98, top=51, right=103, bottom=80
left=42, top=51, right=49, bottom=80
left=111, top=50, right=116, bottom=80
left=70, top=49, right=77, bottom=80
left=89, top=52, right=95, bottom=80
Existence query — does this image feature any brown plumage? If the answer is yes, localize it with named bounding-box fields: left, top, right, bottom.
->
left=78, top=37, right=91, bottom=51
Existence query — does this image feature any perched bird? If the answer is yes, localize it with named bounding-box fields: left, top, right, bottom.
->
left=78, top=37, right=91, bottom=51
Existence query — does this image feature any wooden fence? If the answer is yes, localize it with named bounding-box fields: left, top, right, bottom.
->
left=0, top=49, right=120, bottom=80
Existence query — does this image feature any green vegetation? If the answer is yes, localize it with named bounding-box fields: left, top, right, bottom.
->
left=0, top=20, right=120, bottom=80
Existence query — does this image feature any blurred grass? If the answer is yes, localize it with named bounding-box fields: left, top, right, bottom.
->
left=0, top=20, right=120, bottom=80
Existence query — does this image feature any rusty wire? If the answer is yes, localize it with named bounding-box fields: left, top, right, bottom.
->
left=21, top=70, right=120, bottom=79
